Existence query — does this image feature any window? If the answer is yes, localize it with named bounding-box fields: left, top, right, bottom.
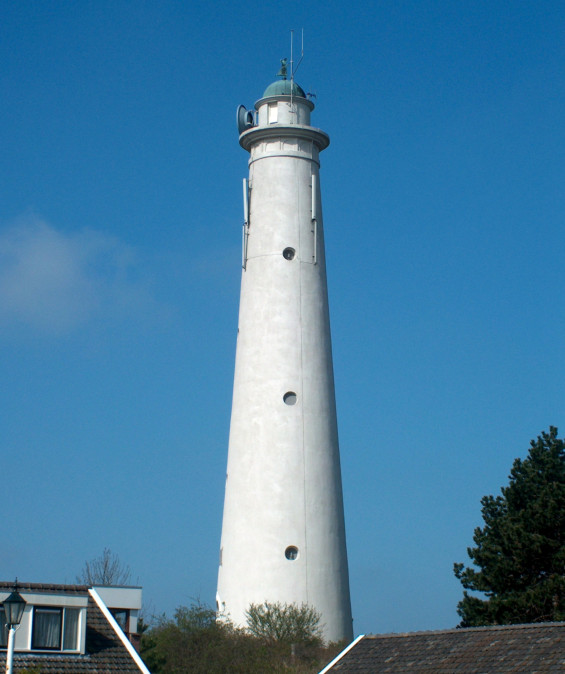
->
left=0, top=609, right=7, bottom=647
left=63, top=608, right=79, bottom=650
left=268, top=103, right=278, bottom=124
left=285, top=546, right=299, bottom=560
left=32, top=607, right=80, bottom=651
left=110, top=609, right=129, bottom=633
left=283, top=392, right=297, bottom=405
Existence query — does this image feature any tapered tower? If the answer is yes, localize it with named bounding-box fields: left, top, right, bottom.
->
left=217, top=64, right=353, bottom=643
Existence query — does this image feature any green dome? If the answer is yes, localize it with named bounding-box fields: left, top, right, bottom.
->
left=262, top=79, right=306, bottom=99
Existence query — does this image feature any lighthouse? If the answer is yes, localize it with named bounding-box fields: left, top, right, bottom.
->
left=217, top=61, right=353, bottom=644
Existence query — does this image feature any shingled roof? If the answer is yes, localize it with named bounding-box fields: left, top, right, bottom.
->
left=321, top=622, right=565, bottom=673
left=0, top=582, right=148, bottom=673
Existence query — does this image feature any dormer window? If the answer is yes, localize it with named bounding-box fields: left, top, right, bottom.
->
left=110, top=608, right=130, bottom=633
left=0, top=583, right=147, bottom=672
left=32, top=606, right=80, bottom=651
left=0, top=609, right=7, bottom=647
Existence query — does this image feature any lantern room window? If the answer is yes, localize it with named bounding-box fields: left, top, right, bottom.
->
left=268, top=103, right=278, bottom=124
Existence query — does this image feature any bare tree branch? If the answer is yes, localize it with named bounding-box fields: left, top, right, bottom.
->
left=77, top=548, right=132, bottom=586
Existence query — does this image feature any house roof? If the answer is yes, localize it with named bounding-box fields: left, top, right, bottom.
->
left=322, top=622, right=565, bottom=673
left=0, top=582, right=147, bottom=673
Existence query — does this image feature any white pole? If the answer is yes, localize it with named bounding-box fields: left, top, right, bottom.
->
left=6, top=626, right=16, bottom=674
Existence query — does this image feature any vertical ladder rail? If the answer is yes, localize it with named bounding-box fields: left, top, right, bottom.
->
left=311, top=173, right=318, bottom=265
left=242, top=178, right=249, bottom=269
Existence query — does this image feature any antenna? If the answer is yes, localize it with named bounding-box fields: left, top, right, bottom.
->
left=289, top=28, right=304, bottom=120
left=293, top=28, right=304, bottom=76
left=290, top=29, right=294, bottom=82
left=289, top=28, right=305, bottom=82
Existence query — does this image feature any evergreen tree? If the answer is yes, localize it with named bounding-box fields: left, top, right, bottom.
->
left=454, top=427, right=565, bottom=626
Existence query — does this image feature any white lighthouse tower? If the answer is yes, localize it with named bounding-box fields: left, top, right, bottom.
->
left=217, top=61, right=353, bottom=644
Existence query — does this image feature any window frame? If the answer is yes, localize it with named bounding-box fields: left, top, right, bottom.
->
left=31, top=606, right=81, bottom=652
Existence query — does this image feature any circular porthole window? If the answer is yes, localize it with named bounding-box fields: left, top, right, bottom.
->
left=283, top=247, right=295, bottom=260
left=283, top=391, right=297, bottom=405
left=285, top=546, right=299, bottom=560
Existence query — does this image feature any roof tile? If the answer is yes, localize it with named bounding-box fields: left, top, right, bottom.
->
left=327, top=623, right=565, bottom=673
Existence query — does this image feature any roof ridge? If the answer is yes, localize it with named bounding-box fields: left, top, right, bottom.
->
left=364, top=621, right=565, bottom=639
left=0, top=581, right=90, bottom=591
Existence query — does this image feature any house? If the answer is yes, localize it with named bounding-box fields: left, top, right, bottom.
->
left=320, top=622, right=565, bottom=673
left=0, top=582, right=150, bottom=673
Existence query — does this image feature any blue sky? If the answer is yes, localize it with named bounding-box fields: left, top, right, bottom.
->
left=2, top=0, right=565, bottom=636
